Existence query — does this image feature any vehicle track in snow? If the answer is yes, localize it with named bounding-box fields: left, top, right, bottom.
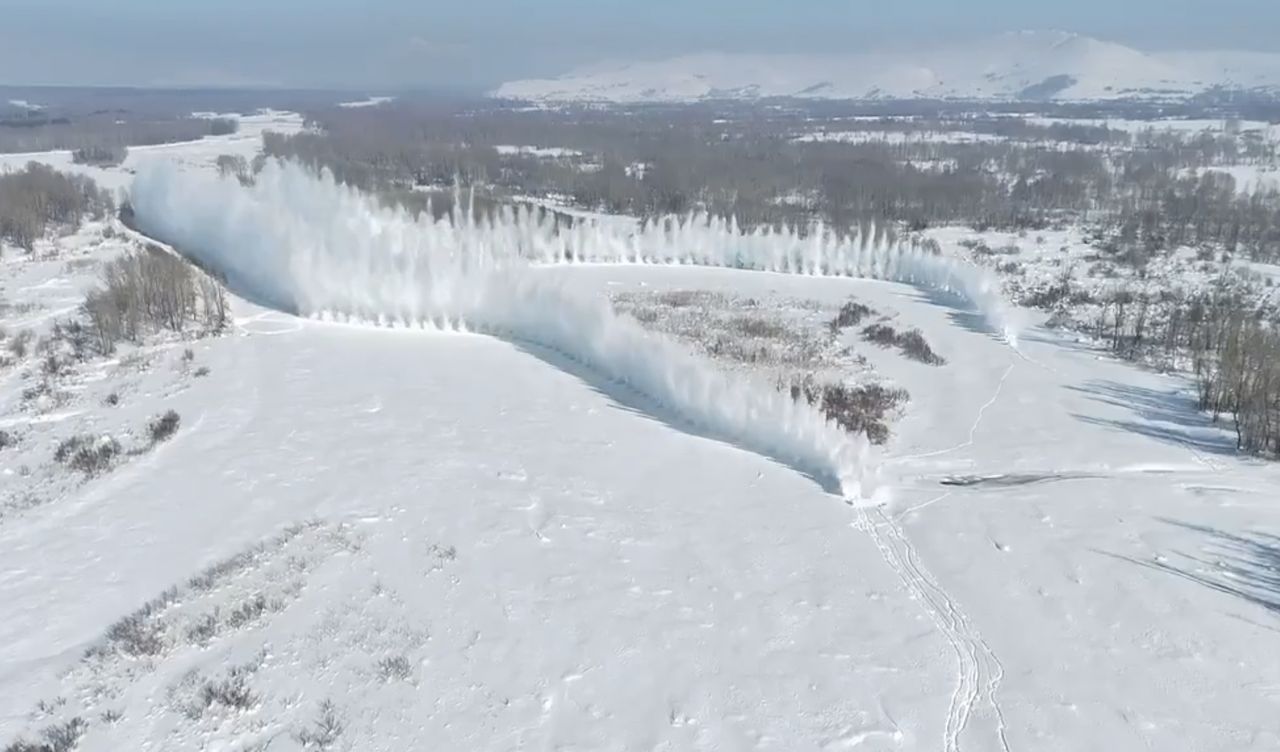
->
left=856, top=505, right=1012, bottom=752
left=857, top=355, right=1016, bottom=751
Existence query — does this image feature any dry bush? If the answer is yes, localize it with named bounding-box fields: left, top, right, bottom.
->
left=894, top=330, right=946, bottom=366
left=148, top=410, right=180, bottom=443
left=295, top=700, right=344, bottom=750
left=225, top=594, right=269, bottom=629
left=784, top=376, right=909, bottom=444
left=3, top=717, right=88, bottom=752
left=377, top=655, right=413, bottom=682
left=197, top=665, right=258, bottom=714
left=185, top=612, right=219, bottom=646
left=54, top=435, right=121, bottom=476
left=830, top=300, right=875, bottom=330
left=860, top=323, right=946, bottom=365
left=7, top=330, right=35, bottom=359
left=103, top=614, right=165, bottom=658
left=861, top=323, right=898, bottom=346
left=727, top=315, right=789, bottom=339
left=87, top=587, right=180, bottom=660
left=72, top=145, right=128, bottom=167
left=653, top=290, right=725, bottom=308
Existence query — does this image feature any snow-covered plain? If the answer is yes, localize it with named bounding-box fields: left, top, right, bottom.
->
left=0, top=110, right=304, bottom=197
left=3, top=117, right=1280, bottom=752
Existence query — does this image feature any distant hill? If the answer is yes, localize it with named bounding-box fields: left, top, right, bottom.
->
left=492, top=31, right=1280, bottom=104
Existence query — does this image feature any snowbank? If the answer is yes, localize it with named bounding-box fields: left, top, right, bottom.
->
left=130, top=161, right=880, bottom=500
left=541, top=213, right=1020, bottom=344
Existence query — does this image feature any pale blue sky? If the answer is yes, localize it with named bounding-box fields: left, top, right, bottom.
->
left=2, top=0, right=1277, bottom=89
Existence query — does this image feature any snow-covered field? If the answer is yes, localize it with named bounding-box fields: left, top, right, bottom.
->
left=792, top=131, right=1008, bottom=146
left=3, top=117, right=1279, bottom=752
left=0, top=110, right=304, bottom=197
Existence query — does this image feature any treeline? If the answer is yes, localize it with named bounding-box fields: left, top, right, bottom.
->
left=1098, top=171, right=1280, bottom=263
left=1037, top=271, right=1280, bottom=457
left=0, top=116, right=237, bottom=154
left=261, top=101, right=1280, bottom=259
left=82, top=246, right=229, bottom=354
left=73, top=144, right=128, bottom=166
left=0, top=163, right=114, bottom=250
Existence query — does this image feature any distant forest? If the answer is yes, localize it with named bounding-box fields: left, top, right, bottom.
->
left=258, top=97, right=1280, bottom=263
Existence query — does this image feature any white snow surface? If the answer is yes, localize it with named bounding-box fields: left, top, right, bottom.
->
left=4, top=122, right=1280, bottom=752
left=126, top=161, right=1021, bottom=497
left=0, top=110, right=304, bottom=196
left=494, top=145, right=584, bottom=158
left=493, top=31, right=1280, bottom=103
left=336, top=96, right=396, bottom=109
left=129, top=162, right=884, bottom=500
left=5, top=255, right=1279, bottom=751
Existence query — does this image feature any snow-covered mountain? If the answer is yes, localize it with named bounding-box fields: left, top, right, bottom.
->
left=492, top=31, right=1280, bottom=103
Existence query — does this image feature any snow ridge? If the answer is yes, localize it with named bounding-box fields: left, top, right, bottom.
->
left=494, top=31, right=1280, bottom=103
left=129, top=161, right=881, bottom=500
left=529, top=213, right=1020, bottom=344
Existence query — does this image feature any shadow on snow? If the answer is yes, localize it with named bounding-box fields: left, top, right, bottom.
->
left=1114, top=519, right=1280, bottom=617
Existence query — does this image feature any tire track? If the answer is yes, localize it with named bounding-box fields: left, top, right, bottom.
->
left=855, top=505, right=1012, bottom=752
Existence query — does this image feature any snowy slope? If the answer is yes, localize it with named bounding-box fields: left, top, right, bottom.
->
left=493, top=31, right=1280, bottom=103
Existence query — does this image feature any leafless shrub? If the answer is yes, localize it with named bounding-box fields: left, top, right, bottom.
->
left=41, top=352, right=68, bottom=378
left=72, top=145, right=128, bottom=167
left=208, top=118, right=239, bottom=137
left=860, top=323, right=898, bottom=346
left=225, top=594, right=269, bottom=629
left=860, top=323, right=945, bottom=365
left=185, top=611, right=219, bottom=645
left=197, top=665, right=258, bottom=714
left=51, top=320, right=93, bottom=362
left=829, top=300, right=874, bottom=330
left=54, top=435, right=121, bottom=476
left=103, top=393, right=119, bottom=407
left=3, top=717, right=88, bottom=752
left=21, top=380, right=54, bottom=404
left=63, top=258, right=99, bottom=274
left=84, top=586, right=181, bottom=661
left=99, top=709, right=122, bottom=725
left=727, top=315, right=789, bottom=339
left=0, top=430, right=15, bottom=451
left=894, top=330, right=946, bottom=366
left=148, top=410, right=180, bottom=443
left=184, top=524, right=321, bottom=592
left=194, top=366, right=211, bottom=377
left=654, top=290, right=724, bottom=308
left=784, top=376, right=908, bottom=445
left=377, top=655, right=413, bottom=682
left=628, top=307, right=659, bottom=324
left=295, top=700, right=344, bottom=750
left=7, top=330, right=34, bottom=359
left=103, top=613, right=165, bottom=657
